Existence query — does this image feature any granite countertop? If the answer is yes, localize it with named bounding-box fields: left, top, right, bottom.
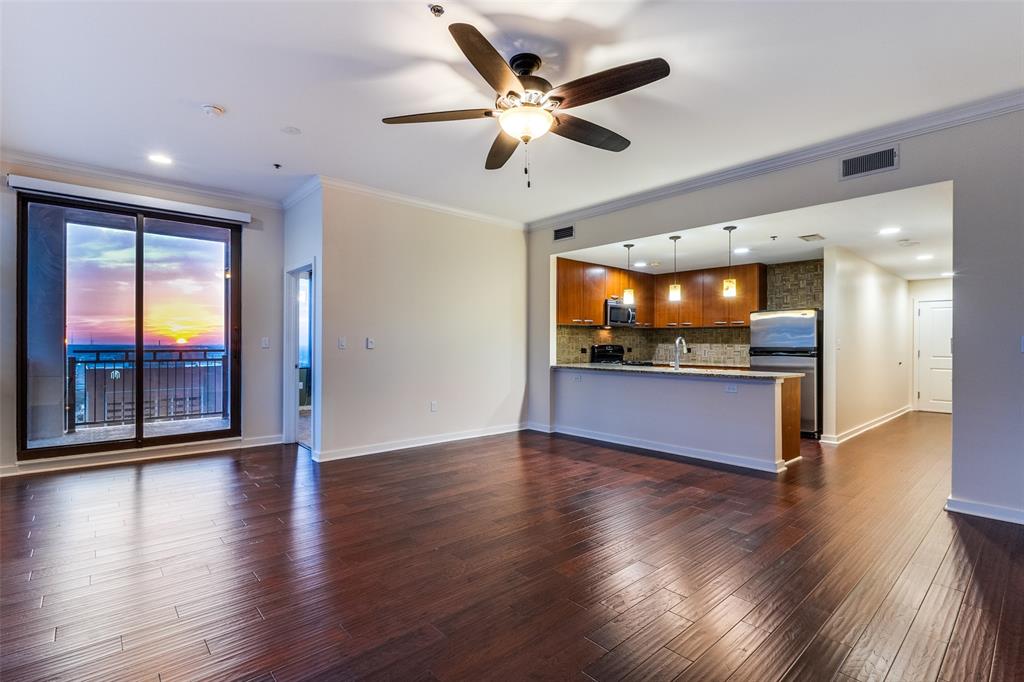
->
left=551, top=363, right=803, bottom=380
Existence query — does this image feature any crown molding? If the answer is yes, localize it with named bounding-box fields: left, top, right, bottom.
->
left=281, top=175, right=323, bottom=211
left=311, top=175, right=525, bottom=230
left=0, top=148, right=283, bottom=211
left=526, top=89, right=1024, bottom=231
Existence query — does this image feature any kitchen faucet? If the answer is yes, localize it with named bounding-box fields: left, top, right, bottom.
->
left=674, top=336, right=688, bottom=369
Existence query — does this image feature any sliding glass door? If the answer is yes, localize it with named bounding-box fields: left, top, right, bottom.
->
left=18, top=195, right=241, bottom=459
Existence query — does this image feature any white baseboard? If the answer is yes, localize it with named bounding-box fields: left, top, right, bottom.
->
left=820, top=405, right=912, bottom=445
left=312, top=423, right=526, bottom=463
left=524, top=421, right=554, bottom=433
left=551, top=424, right=786, bottom=474
left=945, top=496, right=1024, bottom=526
left=0, top=433, right=283, bottom=477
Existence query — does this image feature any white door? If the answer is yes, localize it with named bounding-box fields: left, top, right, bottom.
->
left=916, top=300, right=953, bottom=413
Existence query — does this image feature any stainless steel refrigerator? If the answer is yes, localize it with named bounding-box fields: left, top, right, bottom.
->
left=749, top=309, right=822, bottom=439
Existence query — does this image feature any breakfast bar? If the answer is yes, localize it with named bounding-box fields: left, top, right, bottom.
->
left=551, top=363, right=803, bottom=473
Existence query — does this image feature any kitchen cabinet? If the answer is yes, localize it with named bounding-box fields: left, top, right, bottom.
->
left=557, top=258, right=605, bottom=325
left=629, top=271, right=655, bottom=327
left=701, top=263, right=766, bottom=327
left=654, top=271, right=703, bottom=328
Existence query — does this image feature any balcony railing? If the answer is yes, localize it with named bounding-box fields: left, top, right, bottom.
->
left=65, top=347, right=228, bottom=433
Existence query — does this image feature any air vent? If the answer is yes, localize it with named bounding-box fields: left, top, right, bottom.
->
left=798, top=233, right=826, bottom=242
left=553, top=225, right=575, bottom=241
left=841, top=146, right=899, bottom=179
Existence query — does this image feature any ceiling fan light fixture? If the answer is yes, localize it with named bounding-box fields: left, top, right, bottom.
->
left=498, top=105, right=554, bottom=143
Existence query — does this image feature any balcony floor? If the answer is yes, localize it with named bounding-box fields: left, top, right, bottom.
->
left=27, top=416, right=232, bottom=449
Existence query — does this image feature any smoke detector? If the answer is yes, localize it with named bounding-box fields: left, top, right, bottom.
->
left=201, top=104, right=225, bottom=117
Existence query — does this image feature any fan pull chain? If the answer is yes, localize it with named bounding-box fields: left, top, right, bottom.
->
left=524, top=143, right=532, bottom=189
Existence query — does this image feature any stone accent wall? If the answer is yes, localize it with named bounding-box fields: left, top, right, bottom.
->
left=767, top=259, right=823, bottom=310
left=555, top=259, right=823, bottom=365
left=556, top=325, right=750, bottom=366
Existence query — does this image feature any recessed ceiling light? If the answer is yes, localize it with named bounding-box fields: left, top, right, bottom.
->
left=281, top=126, right=302, bottom=135
left=147, top=153, right=173, bottom=165
left=941, top=271, right=955, bottom=277
left=733, top=247, right=750, bottom=255
left=879, top=226, right=901, bottom=235
left=634, top=261, right=647, bottom=267
left=916, top=254, right=934, bottom=261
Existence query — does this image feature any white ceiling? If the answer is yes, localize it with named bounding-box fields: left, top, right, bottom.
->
left=561, top=181, right=953, bottom=281
left=2, top=2, right=1021, bottom=224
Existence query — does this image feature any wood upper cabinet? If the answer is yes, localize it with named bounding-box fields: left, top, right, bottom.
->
left=629, top=271, right=654, bottom=327
left=560, top=257, right=762, bottom=328
left=701, top=264, right=766, bottom=327
left=654, top=271, right=702, bottom=328
left=557, top=258, right=606, bottom=325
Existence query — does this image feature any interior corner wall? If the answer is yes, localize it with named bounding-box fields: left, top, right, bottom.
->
left=821, top=246, right=911, bottom=441
left=526, top=109, right=1023, bottom=523
left=0, top=159, right=286, bottom=471
left=314, top=181, right=527, bottom=460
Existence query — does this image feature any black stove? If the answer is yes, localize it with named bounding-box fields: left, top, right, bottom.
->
left=590, top=345, right=655, bottom=366
left=590, top=344, right=624, bottom=364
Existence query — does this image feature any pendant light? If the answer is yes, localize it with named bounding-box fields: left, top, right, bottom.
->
left=668, top=235, right=682, bottom=301
left=722, top=225, right=738, bottom=298
left=622, top=244, right=635, bottom=305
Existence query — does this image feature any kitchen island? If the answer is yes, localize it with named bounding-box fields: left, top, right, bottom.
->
left=550, top=363, right=804, bottom=473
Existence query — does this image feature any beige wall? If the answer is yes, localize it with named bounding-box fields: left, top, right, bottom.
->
left=527, top=110, right=1024, bottom=523
left=301, top=179, right=527, bottom=460
left=909, top=277, right=953, bottom=302
left=822, top=246, right=912, bottom=441
left=0, top=159, right=285, bottom=471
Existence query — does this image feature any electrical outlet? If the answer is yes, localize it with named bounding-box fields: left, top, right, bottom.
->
left=430, top=400, right=438, bottom=413
left=572, top=374, right=583, bottom=383
left=580, top=347, right=587, bottom=354
left=365, top=337, right=375, bottom=350
left=338, top=336, right=347, bottom=350
left=725, top=383, right=738, bottom=394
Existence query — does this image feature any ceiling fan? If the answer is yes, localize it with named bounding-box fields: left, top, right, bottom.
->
left=383, top=23, right=670, bottom=170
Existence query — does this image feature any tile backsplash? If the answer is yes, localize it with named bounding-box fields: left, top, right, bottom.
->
left=556, top=326, right=751, bottom=366
left=555, top=259, right=822, bottom=366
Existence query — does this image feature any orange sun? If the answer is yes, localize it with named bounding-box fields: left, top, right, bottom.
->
left=175, top=337, right=188, bottom=345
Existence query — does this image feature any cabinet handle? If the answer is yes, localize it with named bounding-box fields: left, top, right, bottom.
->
left=572, top=319, right=583, bottom=323
left=682, top=322, right=693, bottom=326
left=583, top=319, right=594, bottom=323
left=731, top=321, right=745, bottom=325
left=667, top=322, right=678, bottom=327
left=714, top=321, right=727, bottom=325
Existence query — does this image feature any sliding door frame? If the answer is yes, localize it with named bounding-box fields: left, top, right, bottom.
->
left=15, top=192, right=242, bottom=461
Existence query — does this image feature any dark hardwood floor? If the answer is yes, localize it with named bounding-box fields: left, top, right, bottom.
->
left=2, top=412, right=1021, bottom=681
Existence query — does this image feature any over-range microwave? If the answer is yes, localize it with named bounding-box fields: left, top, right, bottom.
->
left=605, top=299, right=637, bottom=327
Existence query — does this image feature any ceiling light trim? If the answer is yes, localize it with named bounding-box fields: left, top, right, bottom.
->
left=298, top=174, right=525, bottom=230
left=526, top=89, right=1024, bottom=231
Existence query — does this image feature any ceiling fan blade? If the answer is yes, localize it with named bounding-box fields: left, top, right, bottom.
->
left=449, top=23, right=524, bottom=99
left=546, top=58, right=670, bottom=109
left=382, top=109, right=494, bottom=124
left=485, top=130, right=520, bottom=169
left=552, top=114, right=630, bottom=152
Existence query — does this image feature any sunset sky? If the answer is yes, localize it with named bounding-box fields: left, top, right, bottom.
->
left=66, top=224, right=226, bottom=346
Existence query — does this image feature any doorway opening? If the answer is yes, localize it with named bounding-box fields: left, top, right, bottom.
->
left=294, top=269, right=313, bottom=450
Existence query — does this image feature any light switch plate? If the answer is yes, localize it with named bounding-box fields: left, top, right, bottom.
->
left=260, top=336, right=270, bottom=349
left=365, top=337, right=375, bottom=350
left=338, top=336, right=347, bottom=350
left=725, top=383, right=738, bottom=393
left=430, top=400, right=438, bottom=413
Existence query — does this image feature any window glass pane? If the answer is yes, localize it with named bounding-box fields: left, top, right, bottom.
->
left=142, top=217, right=232, bottom=437
left=25, top=202, right=137, bottom=449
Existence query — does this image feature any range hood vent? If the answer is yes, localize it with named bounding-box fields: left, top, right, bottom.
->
left=841, top=146, right=899, bottom=179
left=553, top=225, right=575, bottom=241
